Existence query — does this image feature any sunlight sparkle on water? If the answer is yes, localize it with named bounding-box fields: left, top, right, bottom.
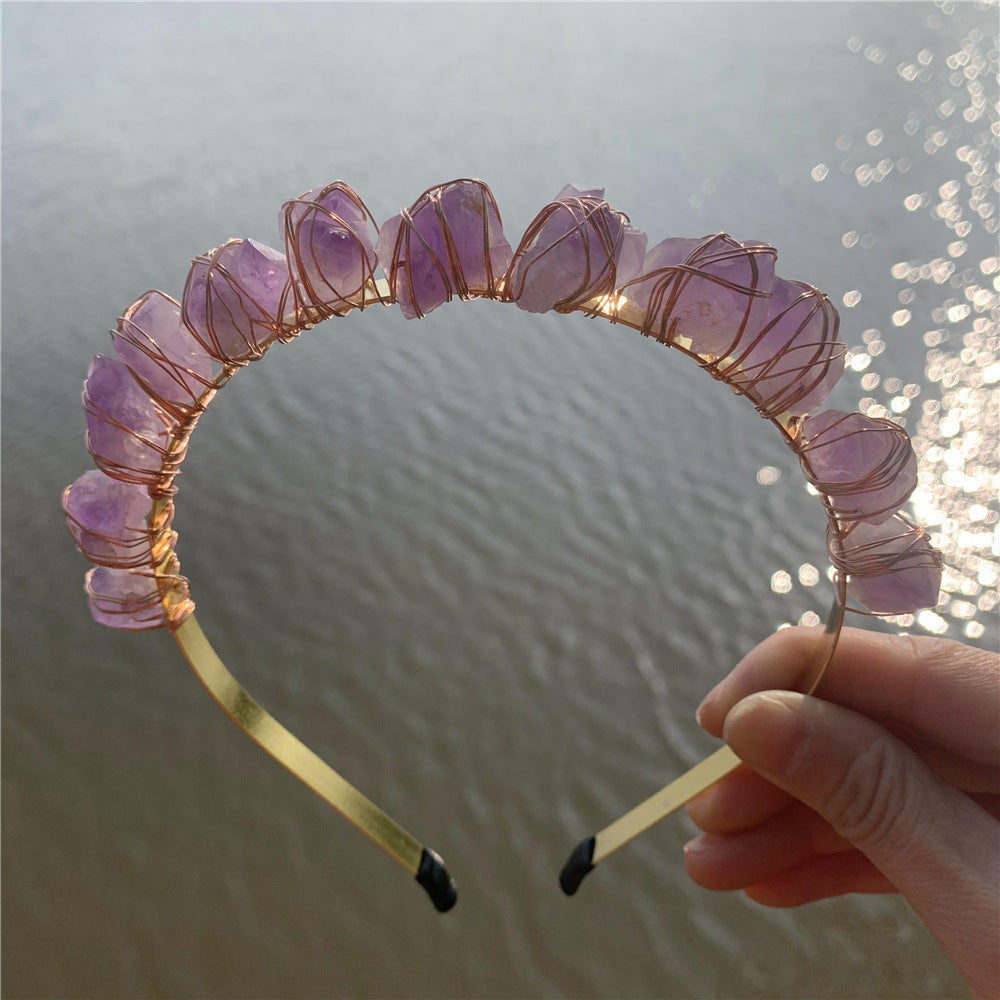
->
left=775, top=8, right=997, bottom=645
left=844, top=7, right=998, bottom=642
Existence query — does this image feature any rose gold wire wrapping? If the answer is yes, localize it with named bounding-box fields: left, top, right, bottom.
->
left=826, top=513, right=944, bottom=613
left=85, top=354, right=237, bottom=626
left=718, top=282, right=845, bottom=420
left=85, top=567, right=173, bottom=629
left=110, top=238, right=306, bottom=624
left=84, top=393, right=182, bottom=488
left=280, top=181, right=382, bottom=326
left=83, top=179, right=923, bottom=631
left=182, top=240, right=295, bottom=364
left=798, top=412, right=916, bottom=523
left=86, top=559, right=194, bottom=631
left=81, top=490, right=193, bottom=629
left=140, top=369, right=239, bottom=627
left=62, top=496, right=157, bottom=570
left=609, top=269, right=845, bottom=434
left=619, top=236, right=776, bottom=351
left=116, top=292, right=221, bottom=424
left=152, top=543, right=196, bottom=626
left=504, top=192, right=635, bottom=314
left=380, top=178, right=507, bottom=318
left=787, top=409, right=935, bottom=617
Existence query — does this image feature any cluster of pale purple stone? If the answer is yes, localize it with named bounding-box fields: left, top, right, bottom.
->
left=63, top=178, right=942, bottom=629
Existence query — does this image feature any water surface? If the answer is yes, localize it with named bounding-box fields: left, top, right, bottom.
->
left=3, top=4, right=995, bottom=997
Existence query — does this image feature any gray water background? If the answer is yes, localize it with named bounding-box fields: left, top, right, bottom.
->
left=3, top=3, right=995, bottom=997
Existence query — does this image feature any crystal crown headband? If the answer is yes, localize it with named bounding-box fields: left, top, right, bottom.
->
left=64, top=178, right=943, bottom=911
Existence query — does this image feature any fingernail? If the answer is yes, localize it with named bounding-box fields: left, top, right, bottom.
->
left=695, top=685, right=722, bottom=728
left=683, top=837, right=704, bottom=856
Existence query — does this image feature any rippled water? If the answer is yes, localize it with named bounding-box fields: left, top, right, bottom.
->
left=4, top=3, right=995, bottom=998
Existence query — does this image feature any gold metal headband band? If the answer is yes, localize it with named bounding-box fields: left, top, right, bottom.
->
left=64, top=178, right=942, bottom=912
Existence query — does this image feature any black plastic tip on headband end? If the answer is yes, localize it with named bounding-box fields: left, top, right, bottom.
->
left=559, top=835, right=596, bottom=896
left=416, top=847, right=458, bottom=913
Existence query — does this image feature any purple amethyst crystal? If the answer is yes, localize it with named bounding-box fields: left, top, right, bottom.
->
left=506, top=185, right=647, bottom=314
left=376, top=179, right=513, bottom=319
left=830, top=514, right=942, bottom=614
left=281, top=181, right=378, bottom=318
left=623, top=235, right=776, bottom=358
left=182, top=239, right=292, bottom=363
left=800, top=410, right=918, bottom=524
left=63, top=469, right=153, bottom=568
left=84, top=355, right=171, bottom=484
left=728, top=278, right=844, bottom=417
left=113, top=291, right=215, bottom=417
left=84, top=566, right=171, bottom=630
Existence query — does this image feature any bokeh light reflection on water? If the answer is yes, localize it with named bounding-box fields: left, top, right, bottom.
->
left=771, top=3, right=999, bottom=646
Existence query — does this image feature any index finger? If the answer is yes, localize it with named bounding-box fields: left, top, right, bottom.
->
left=696, top=626, right=1000, bottom=767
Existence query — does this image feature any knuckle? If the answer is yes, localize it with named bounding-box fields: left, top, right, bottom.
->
left=823, top=736, right=921, bottom=852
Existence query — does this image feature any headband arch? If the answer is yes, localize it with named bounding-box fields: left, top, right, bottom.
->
left=63, top=178, right=943, bottom=910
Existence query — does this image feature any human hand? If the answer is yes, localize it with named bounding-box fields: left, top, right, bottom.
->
left=685, top=626, right=1000, bottom=998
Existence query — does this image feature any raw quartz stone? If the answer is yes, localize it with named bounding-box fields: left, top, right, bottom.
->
left=832, top=514, right=942, bottom=614
left=282, top=181, right=378, bottom=315
left=800, top=410, right=917, bottom=524
left=376, top=179, right=513, bottom=319
left=624, top=235, right=776, bottom=358
left=507, top=185, right=647, bottom=314
left=182, top=239, right=291, bottom=363
left=84, top=354, right=171, bottom=483
left=731, top=277, right=845, bottom=417
left=113, top=291, right=214, bottom=416
left=63, top=469, right=153, bottom=568
left=85, top=566, right=168, bottom=630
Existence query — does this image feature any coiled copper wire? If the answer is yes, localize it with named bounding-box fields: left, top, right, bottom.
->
left=380, top=178, right=507, bottom=318
left=281, top=181, right=381, bottom=326
left=504, top=191, right=635, bottom=314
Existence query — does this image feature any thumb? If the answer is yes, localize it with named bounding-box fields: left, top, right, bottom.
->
left=724, top=691, right=999, bottom=998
